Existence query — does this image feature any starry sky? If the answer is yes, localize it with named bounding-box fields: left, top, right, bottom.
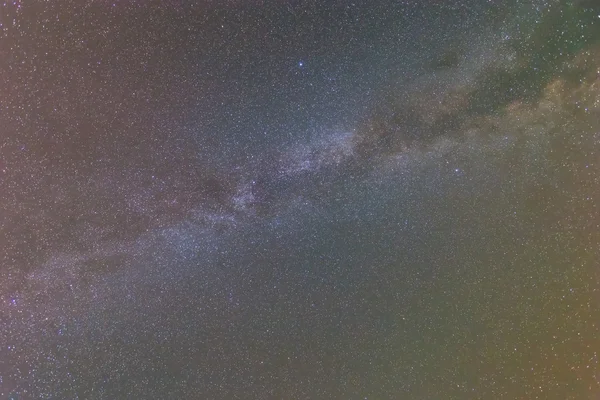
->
left=1, top=0, right=600, bottom=399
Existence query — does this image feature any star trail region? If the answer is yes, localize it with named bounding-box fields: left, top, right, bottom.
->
left=1, top=1, right=600, bottom=399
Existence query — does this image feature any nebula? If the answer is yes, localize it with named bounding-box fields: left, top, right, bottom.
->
left=1, top=1, right=600, bottom=399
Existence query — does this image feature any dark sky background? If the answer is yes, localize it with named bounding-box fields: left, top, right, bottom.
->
left=1, top=0, right=600, bottom=399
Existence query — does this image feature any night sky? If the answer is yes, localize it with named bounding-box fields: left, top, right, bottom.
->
left=1, top=0, right=600, bottom=399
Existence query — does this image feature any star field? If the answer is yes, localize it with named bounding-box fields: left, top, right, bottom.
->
left=1, top=1, right=600, bottom=399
